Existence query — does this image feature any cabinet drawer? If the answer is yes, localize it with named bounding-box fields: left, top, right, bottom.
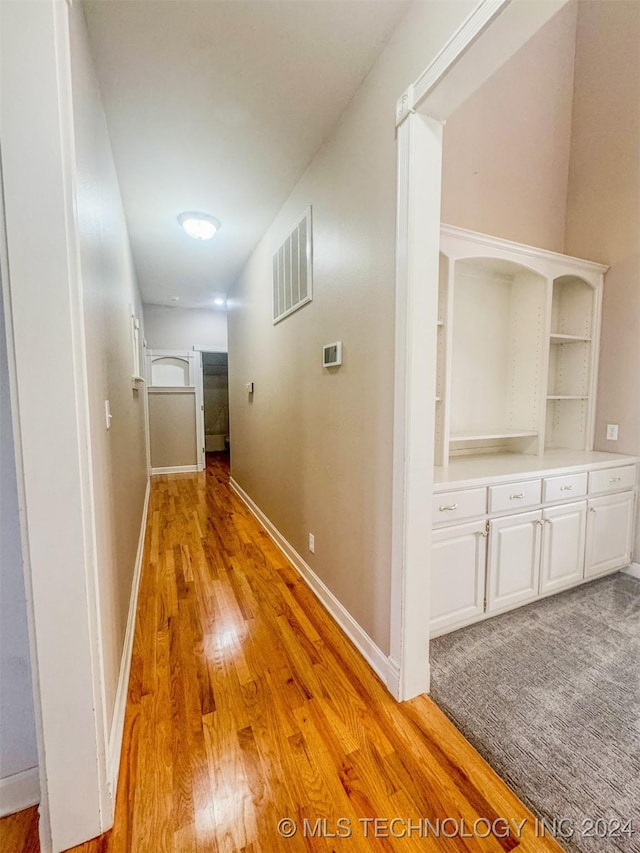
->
left=543, top=472, right=588, bottom=503
left=488, top=479, right=541, bottom=514
left=588, top=465, right=636, bottom=496
left=432, top=488, right=486, bottom=526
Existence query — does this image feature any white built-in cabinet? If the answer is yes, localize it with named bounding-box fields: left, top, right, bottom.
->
left=540, top=501, right=587, bottom=595
left=585, top=491, right=635, bottom=578
left=430, top=226, right=638, bottom=637
left=488, top=509, right=542, bottom=614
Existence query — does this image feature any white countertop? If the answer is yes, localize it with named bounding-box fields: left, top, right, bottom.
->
left=434, top=450, right=639, bottom=490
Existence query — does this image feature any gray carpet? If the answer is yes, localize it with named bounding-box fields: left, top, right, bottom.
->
left=430, top=572, right=640, bottom=853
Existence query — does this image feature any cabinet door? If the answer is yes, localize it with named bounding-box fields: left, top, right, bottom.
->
left=585, top=491, right=635, bottom=578
left=487, top=510, right=542, bottom=614
left=431, top=520, right=487, bottom=636
left=540, top=501, right=587, bottom=595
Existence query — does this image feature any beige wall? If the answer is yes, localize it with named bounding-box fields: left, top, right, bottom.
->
left=229, top=0, right=476, bottom=655
left=69, top=4, right=149, bottom=728
left=565, top=0, right=640, bottom=452
left=441, top=1, right=578, bottom=252
left=564, top=0, right=640, bottom=554
left=144, top=304, right=228, bottom=351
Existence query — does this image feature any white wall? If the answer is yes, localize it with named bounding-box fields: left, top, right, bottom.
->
left=144, top=304, right=228, bottom=351
left=0, top=286, right=38, bottom=801
left=441, top=1, right=578, bottom=252
left=228, top=0, right=475, bottom=656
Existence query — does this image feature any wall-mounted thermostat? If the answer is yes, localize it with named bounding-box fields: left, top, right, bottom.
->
left=323, top=341, right=342, bottom=367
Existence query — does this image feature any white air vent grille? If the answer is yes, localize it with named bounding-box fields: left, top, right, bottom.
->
left=273, top=207, right=312, bottom=323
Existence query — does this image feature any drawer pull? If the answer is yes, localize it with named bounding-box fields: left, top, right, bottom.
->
left=560, top=484, right=574, bottom=491
left=510, top=493, right=525, bottom=500
left=439, top=504, right=458, bottom=512
left=609, top=477, right=621, bottom=483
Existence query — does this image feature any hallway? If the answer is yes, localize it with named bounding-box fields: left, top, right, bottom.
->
left=2, top=456, right=560, bottom=851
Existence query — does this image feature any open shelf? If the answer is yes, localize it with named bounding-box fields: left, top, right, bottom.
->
left=550, top=333, right=591, bottom=344
left=450, top=429, right=538, bottom=443
left=436, top=226, right=604, bottom=464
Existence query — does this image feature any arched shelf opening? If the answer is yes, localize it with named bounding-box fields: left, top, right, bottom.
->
left=149, top=356, right=191, bottom=388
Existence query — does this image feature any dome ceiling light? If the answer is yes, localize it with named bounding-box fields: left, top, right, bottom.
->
left=178, top=211, right=221, bottom=241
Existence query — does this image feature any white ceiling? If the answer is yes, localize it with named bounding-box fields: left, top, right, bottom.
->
left=83, top=0, right=410, bottom=309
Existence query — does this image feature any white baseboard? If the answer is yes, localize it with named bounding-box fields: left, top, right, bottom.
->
left=151, top=464, right=198, bottom=475
left=230, top=478, right=396, bottom=692
left=623, top=562, right=640, bottom=580
left=0, top=767, right=39, bottom=817
left=107, top=477, right=151, bottom=797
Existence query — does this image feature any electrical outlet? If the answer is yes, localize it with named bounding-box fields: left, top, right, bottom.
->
left=308, top=533, right=315, bottom=554
left=606, top=423, right=619, bottom=441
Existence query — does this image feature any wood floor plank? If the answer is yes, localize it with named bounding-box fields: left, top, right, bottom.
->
left=1, top=454, right=562, bottom=853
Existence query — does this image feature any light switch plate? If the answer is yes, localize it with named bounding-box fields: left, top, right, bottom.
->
left=606, top=423, right=619, bottom=441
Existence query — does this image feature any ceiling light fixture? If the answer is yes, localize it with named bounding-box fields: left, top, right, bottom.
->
left=214, top=298, right=225, bottom=306
left=178, top=211, right=221, bottom=241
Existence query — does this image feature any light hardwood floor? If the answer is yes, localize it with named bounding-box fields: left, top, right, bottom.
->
left=0, top=455, right=561, bottom=852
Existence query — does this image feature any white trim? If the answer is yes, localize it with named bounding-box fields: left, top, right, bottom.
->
left=230, top=478, right=396, bottom=690
left=390, top=113, right=442, bottom=701
left=195, top=350, right=205, bottom=472
left=391, top=0, right=574, bottom=702
left=146, top=348, right=195, bottom=359
left=192, top=345, right=229, bottom=354
left=107, top=477, right=150, bottom=796
left=1, top=2, right=113, bottom=847
left=0, top=768, right=40, bottom=818
left=151, top=465, right=199, bottom=475
left=147, top=385, right=196, bottom=394
left=395, top=0, right=509, bottom=125
left=441, top=223, right=609, bottom=275
left=622, top=562, right=640, bottom=580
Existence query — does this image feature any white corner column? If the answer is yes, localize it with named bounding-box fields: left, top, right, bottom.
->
left=0, top=1, right=112, bottom=850
left=390, top=110, right=443, bottom=701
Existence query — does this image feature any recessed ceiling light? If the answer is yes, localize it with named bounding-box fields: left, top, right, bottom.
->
left=178, top=211, right=221, bottom=241
left=214, top=298, right=225, bottom=306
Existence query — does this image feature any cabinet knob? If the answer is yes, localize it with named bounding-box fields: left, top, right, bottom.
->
left=439, top=504, right=458, bottom=512
left=609, top=477, right=621, bottom=483
left=510, top=493, right=525, bottom=500
left=560, top=484, right=574, bottom=491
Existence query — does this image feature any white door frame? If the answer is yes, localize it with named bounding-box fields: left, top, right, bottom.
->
left=146, top=349, right=203, bottom=473
left=193, top=346, right=229, bottom=460
left=390, top=0, right=570, bottom=701
left=0, top=1, right=113, bottom=849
